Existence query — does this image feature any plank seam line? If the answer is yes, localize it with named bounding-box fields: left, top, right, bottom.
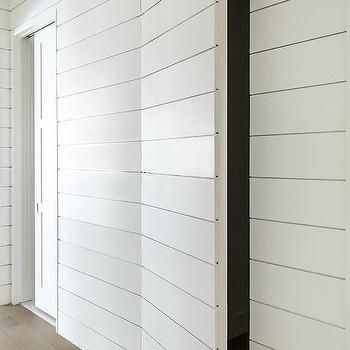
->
left=250, top=0, right=290, bottom=13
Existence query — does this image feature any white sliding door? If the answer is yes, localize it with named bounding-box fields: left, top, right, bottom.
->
left=34, top=24, right=57, bottom=318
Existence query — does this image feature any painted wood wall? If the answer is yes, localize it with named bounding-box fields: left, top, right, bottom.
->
left=250, top=0, right=347, bottom=349
left=7, top=0, right=224, bottom=349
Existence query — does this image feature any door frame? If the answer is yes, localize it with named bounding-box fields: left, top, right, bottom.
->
left=11, top=9, right=57, bottom=314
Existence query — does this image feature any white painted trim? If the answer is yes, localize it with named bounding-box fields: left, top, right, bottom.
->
left=215, top=0, right=227, bottom=349
left=11, top=9, right=57, bottom=313
left=21, top=300, right=56, bottom=326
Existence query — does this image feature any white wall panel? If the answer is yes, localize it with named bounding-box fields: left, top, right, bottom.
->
left=142, top=300, right=209, bottom=350
left=58, top=80, right=140, bottom=120
left=0, top=168, right=10, bottom=186
left=250, top=342, right=271, bottom=350
left=57, top=0, right=108, bottom=25
left=59, top=143, right=140, bottom=171
left=59, top=288, right=141, bottom=349
left=251, top=178, right=345, bottom=229
left=58, top=49, right=140, bottom=97
left=142, top=93, right=215, bottom=140
left=251, top=261, right=345, bottom=327
left=59, top=112, right=140, bottom=145
left=59, top=193, right=140, bottom=233
left=0, top=1, right=8, bottom=10
left=251, top=219, right=345, bottom=278
left=57, top=0, right=139, bottom=49
left=142, top=238, right=215, bottom=306
left=0, top=89, right=11, bottom=108
left=142, top=6, right=214, bottom=75
left=142, top=331, right=164, bottom=350
left=142, top=173, right=214, bottom=220
left=0, top=50, right=10, bottom=70
left=251, top=0, right=346, bottom=53
left=0, top=29, right=8, bottom=49
left=59, top=241, right=141, bottom=294
left=250, top=0, right=285, bottom=12
left=251, top=34, right=346, bottom=94
left=0, top=265, right=10, bottom=285
left=0, top=245, right=10, bottom=265
left=59, top=265, right=141, bottom=325
left=0, top=207, right=10, bottom=226
left=251, top=133, right=345, bottom=179
left=142, top=0, right=214, bottom=44
left=0, top=128, right=10, bottom=146
left=142, top=136, right=214, bottom=178
left=59, top=217, right=141, bottom=264
left=57, top=18, right=140, bottom=73
left=251, top=302, right=344, bottom=350
left=0, top=226, right=10, bottom=246
left=251, top=83, right=345, bottom=135
left=0, top=109, right=11, bottom=127
left=0, top=148, right=11, bottom=166
left=142, top=49, right=215, bottom=108
left=0, top=187, right=11, bottom=206
left=142, top=268, right=215, bottom=348
left=0, top=284, right=10, bottom=304
left=142, top=205, right=215, bottom=264
left=0, top=68, right=10, bottom=88
left=58, top=312, right=125, bottom=350
left=59, top=170, right=141, bottom=202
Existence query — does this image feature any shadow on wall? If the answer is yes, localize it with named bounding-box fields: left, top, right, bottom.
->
left=227, top=0, right=250, bottom=348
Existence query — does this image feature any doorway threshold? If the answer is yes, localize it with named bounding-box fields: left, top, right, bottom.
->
left=21, top=300, right=56, bottom=326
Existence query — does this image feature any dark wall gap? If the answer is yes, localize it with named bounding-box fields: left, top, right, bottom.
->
left=227, top=0, right=250, bottom=349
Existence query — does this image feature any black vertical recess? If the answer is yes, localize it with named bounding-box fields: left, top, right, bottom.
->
left=227, top=0, right=250, bottom=349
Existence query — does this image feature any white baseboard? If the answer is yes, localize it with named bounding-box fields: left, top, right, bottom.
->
left=21, top=300, right=56, bottom=326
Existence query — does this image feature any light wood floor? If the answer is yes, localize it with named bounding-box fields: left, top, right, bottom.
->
left=0, top=305, right=80, bottom=349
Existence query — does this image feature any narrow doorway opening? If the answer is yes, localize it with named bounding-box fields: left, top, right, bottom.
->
left=13, top=22, right=57, bottom=327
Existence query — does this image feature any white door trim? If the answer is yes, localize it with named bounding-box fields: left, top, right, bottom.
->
left=11, top=10, right=57, bottom=308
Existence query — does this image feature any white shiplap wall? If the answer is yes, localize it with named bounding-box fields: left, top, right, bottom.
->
left=0, top=0, right=11, bottom=306
left=250, top=0, right=347, bottom=349
left=9, top=0, right=223, bottom=349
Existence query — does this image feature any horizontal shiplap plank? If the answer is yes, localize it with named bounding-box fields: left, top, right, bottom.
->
left=142, top=268, right=215, bottom=348
left=0, top=50, right=10, bottom=69
left=250, top=0, right=286, bottom=12
left=142, top=49, right=215, bottom=108
left=59, top=312, right=124, bottom=350
left=251, top=261, right=345, bottom=327
left=251, top=0, right=346, bottom=53
left=0, top=109, right=10, bottom=127
left=251, top=34, right=346, bottom=94
left=59, top=170, right=141, bottom=202
left=142, top=238, right=215, bottom=306
left=142, top=5, right=214, bottom=76
left=251, top=219, right=345, bottom=278
left=0, top=128, right=10, bottom=146
left=58, top=80, right=140, bottom=120
left=57, top=0, right=108, bottom=26
left=59, top=143, right=140, bottom=171
left=142, top=0, right=214, bottom=44
left=250, top=342, right=271, bottom=350
left=142, top=173, right=214, bottom=220
left=0, top=1, right=8, bottom=10
left=142, top=93, right=215, bottom=140
left=251, top=133, right=345, bottom=179
left=57, top=17, right=140, bottom=73
left=59, top=241, right=141, bottom=294
left=0, top=207, right=10, bottom=226
left=59, top=112, right=140, bottom=145
left=0, top=265, right=10, bottom=285
left=0, top=148, right=11, bottom=167
left=142, top=331, right=164, bottom=350
left=142, top=136, right=214, bottom=178
left=251, top=83, right=345, bottom=135
left=59, top=265, right=141, bottom=325
left=59, top=193, right=140, bottom=233
left=0, top=284, right=10, bottom=305
left=0, top=187, right=11, bottom=206
left=0, top=168, right=10, bottom=186
left=59, top=288, right=141, bottom=349
left=142, top=300, right=209, bottom=350
left=58, top=49, right=140, bottom=97
left=142, top=206, right=214, bottom=263
left=0, top=69, right=10, bottom=89
left=0, top=226, right=10, bottom=246
left=251, top=178, right=345, bottom=229
left=0, top=29, right=9, bottom=49
left=0, top=245, right=10, bottom=265
left=0, top=89, right=11, bottom=108
left=250, top=302, right=344, bottom=350
left=59, top=217, right=141, bottom=265
left=57, top=0, right=139, bottom=49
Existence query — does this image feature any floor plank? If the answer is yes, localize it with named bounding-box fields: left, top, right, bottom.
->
left=0, top=305, right=79, bottom=350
